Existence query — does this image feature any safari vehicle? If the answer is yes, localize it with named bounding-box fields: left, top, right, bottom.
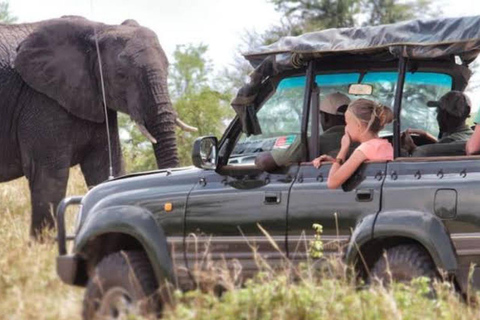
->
left=58, top=16, right=480, bottom=318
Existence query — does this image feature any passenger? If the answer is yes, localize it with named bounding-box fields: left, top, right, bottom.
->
left=255, top=92, right=350, bottom=172
left=467, top=122, right=480, bottom=155
left=312, top=99, right=393, bottom=189
left=466, top=96, right=480, bottom=155
left=403, top=91, right=473, bottom=156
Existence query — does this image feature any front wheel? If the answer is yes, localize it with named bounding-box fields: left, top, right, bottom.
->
left=370, top=244, right=437, bottom=284
left=83, top=250, right=160, bottom=320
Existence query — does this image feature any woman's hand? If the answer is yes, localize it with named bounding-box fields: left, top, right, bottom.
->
left=340, top=132, right=351, bottom=152
left=312, top=154, right=334, bottom=168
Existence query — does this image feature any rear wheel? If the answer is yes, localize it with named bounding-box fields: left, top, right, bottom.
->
left=83, top=250, right=160, bottom=320
left=370, top=244, right=436, bottom=284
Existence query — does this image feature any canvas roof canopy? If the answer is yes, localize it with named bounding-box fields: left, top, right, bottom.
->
left=232, top=15, right=480, bottom=136
left=244, top=15, right=480, bottom=67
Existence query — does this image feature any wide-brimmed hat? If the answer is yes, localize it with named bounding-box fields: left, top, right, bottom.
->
left=320, top=92, right=351, bottom=115
left=427, top=91, right=471, bottom=118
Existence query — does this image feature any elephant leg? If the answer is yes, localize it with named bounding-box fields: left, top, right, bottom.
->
left=18, top=97, right=74, bottom=239
left=25, top=163, right=70, bottom=238
left=81, top=113, right=124, bottom=187
left=80, top=143, right=124, bottom=187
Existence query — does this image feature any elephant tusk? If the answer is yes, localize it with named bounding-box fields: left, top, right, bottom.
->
left=175, top=118, right=198, bottom=132
left=135, top=123, right=157, bottom=144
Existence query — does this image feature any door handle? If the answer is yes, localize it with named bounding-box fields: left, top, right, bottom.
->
left=356, top=189, right=373, bottom=202
left=264, top=192, right=281, bottom=204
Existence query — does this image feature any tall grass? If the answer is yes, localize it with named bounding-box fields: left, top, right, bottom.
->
left=165, top=276, right=480, bottom=320
left=1, top=168, right=480, bottom=319
left=0, top=167, right=86, bottom=320
left=161, top=232, right=480, bottom=320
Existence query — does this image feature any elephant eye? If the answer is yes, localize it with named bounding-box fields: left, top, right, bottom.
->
left=116, top=71, right=127, bottom=80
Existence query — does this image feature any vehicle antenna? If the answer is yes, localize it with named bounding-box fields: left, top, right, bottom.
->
left=91, top=1, right=114, bottom=180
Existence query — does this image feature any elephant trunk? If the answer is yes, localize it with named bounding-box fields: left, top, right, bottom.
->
left=141, top=70, right=179, bottom=169
left=145, top=106, right=179, bottom=169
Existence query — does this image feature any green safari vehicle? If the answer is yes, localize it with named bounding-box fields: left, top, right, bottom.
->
left=57, top=15, right=480, bottom=318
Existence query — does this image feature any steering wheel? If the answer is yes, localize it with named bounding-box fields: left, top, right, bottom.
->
left=405, top=128, right=438, bottom=145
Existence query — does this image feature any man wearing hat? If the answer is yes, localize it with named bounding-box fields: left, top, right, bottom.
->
left=403, top=90, right=473, bottom=156
left=255, top=92, right=351, bottom=171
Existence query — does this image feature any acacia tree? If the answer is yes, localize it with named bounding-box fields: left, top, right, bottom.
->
left=0, top=1, right=16, bottom=24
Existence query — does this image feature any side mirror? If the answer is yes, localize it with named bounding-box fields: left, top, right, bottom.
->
left=192, top=136, right=218, bottom=170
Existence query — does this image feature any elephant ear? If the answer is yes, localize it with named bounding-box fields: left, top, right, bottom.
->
left=14, top=19, right=105, bottom=123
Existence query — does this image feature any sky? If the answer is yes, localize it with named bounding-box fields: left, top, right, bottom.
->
left=9, top=0, right=282, bottom=71
left=8, top=0, right=480, bottom=107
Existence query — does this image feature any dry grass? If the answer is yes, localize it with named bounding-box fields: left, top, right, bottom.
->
left=0, top=167, right=86, bottom=320
left=1, top=167, right=480, bottom=320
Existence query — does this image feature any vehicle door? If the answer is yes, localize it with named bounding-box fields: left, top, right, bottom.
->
left=184, top=76, right=305, bottom=281
left=288, top=162, right=387, bottom=261
left=287, top=71, right=392, bottom=262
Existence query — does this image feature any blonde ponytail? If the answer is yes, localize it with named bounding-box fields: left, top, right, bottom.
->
left=348, top=99, right=393, bottom=134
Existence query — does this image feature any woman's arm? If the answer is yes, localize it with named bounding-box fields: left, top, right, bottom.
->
left=466, top=125, right=480, bottom=155
left=312, top=154, right=335, bottom=168
left=327, top=150, right=367, bottom=189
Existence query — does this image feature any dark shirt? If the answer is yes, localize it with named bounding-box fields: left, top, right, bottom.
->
left=272, top=125, right=346, bottom=166
left=412, top=124, right=473, bottom=157
left=438, top=125, right=473, bottom=143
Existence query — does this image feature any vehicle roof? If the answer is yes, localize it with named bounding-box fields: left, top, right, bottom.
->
left=232, top=16, right=479, bottom=136
left=244, top=16, right=480, bottom=68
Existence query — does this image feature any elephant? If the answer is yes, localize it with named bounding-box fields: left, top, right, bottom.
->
left=0, top=16, right=192, bottom=238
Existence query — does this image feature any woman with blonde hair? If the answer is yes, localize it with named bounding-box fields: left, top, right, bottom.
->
left=312, top=99, right=393, bottom=189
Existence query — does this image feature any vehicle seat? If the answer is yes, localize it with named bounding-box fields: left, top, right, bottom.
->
left=412, top=141, right=467, bottom=157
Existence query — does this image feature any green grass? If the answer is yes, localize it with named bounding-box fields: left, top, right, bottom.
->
left=1, top=168, right=480, bottom=319
left=164, top=276, right=479, bottom=320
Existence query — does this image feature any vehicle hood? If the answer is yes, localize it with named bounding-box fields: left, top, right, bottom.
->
left=77, top=166, right=202, bottom=226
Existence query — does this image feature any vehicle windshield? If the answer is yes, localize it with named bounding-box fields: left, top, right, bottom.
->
left=230, top=70, right=452, bottom=163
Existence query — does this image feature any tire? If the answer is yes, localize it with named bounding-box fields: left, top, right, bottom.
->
left=83, top=250, right=160, bottom=320
left=370, top=244, right=436, bottom=285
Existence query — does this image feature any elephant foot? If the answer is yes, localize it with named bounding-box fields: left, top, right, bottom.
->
left=30, top=214, right=56, bottom=242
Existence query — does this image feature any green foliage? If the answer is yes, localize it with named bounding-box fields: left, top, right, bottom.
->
left=120, top=43, right=233, bottom=172
left=270, top=0, right=359, bottom=29
left=119, top=113, right=158, bottom=172
left=175, top=88, right=233, bottom=166
left=170, top=44, right=210, bottom=99
left=164, top=272, right=480, bottom=320
left=363, top=0, right=436, bottom=25
left=170, top=43, right=234, bottom=167
left=0, top=1, right=16, bottom=24
left=267, top=0, right=436, bottom=40
left=309, top=223, right=324, bottom=258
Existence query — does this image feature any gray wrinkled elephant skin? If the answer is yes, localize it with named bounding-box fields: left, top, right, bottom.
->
left=0, top=16, right=179, bottom=238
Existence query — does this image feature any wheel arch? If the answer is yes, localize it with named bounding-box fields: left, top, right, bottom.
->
left=353, top=236, right=437, bottom=279
left=347, top=209, right=458, bottom=282
left=73, top=205, right=174, bottom=287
